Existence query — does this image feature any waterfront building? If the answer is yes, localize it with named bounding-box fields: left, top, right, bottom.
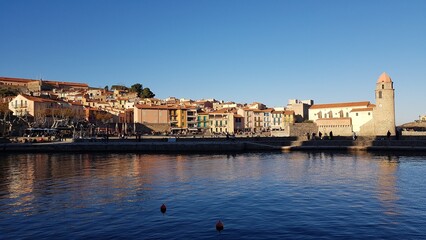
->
left=134, top=104, right=170, bottom=124
left=169, top=107, right=186, bottom=133
left=286, top=99, right=313, bottom=122
left=186, top=107, right=198, bottom=133
left=253, top=110, right=264, bottom=132
left=372, top=72, right=396, bottom=136
left=8, top=94, right=85, bottom=127
left=309, top=101, right=374, bottom=136
left=197, top=111, right=210, bottom=133
left=208, top=108, right=243, bottom=134
left=237, top=107, right=255, bottom=132
left=308, top=72, right=396, bottom=136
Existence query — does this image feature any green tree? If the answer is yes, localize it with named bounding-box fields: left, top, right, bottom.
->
left=94, top=111, right=114, bottom=124
left=141, top=87, right=155, bottom=98
left=0, top=102, right=11, bottom=118
left=0, top=87, right=19, bottom=97
left=111, top=85, right=128, bottom=91
left=130, top=83, right=143, bottom=97
left=104, top=85, right=109, bottom=91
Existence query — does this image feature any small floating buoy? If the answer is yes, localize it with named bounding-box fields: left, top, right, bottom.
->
left=215, top=220, right=224, bottom=232
left=160, top=204, right=167, bottom=214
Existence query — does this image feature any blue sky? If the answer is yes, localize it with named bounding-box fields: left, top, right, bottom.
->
left=1, top=0, right=425, bottom=124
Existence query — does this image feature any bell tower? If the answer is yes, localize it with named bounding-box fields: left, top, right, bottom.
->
left=374, top=72, right=396, bottom=136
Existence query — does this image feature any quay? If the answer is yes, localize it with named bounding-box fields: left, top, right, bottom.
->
left=1, top=136, right=426, bottom=153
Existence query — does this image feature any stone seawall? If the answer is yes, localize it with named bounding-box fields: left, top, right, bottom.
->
left=1, top=141, right=247, bottom=153
left=1, top=137, right=426, bottom=153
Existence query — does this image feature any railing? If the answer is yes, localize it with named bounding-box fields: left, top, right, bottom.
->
left=13, top=105, right=28, bottom=109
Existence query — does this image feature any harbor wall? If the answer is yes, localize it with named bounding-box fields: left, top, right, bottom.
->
left=2, top=136, right=426, bottom=153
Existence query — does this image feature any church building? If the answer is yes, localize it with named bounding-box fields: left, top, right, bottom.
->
left=308, top=72, right=396, bottom=136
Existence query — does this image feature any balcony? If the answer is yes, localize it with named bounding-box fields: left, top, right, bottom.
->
left=13, top=104, right=28, bottom=109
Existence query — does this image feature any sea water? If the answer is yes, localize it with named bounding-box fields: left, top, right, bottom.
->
left=0, top=152, right=425, bottom=239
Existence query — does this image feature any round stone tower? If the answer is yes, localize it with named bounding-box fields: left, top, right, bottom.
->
left=374, top=72, right=396, bottom=136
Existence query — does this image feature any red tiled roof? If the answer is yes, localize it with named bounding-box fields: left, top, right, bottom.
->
left=377, top=72, right=392, bottom=83
left=135, top=104, right=175, bottom=110
left=350, top=107, right=374, bottom=112
left=0, top=77, right=33, bottom=83
left=211, top=108, right=232, bottom=113
left=42, top=80, right=88, bottom=87
left=69, top=102, right=84, bottom=106
left=21, top=94, right=59, bottom=103
left=310, top=101, right=371, bottom=109
left=0, top=77, right=88, bottom=87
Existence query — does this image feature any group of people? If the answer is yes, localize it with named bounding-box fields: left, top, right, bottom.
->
left=306, top=131, right=334, bottom=140
left=306, top=130, right=394, bottom=141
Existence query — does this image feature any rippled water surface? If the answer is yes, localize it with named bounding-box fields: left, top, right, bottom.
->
left=1, top=152, right=426, bottom=239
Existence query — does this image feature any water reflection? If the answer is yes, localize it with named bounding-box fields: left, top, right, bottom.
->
left=0, top=153, right=405, bottom=218
left=376, top=155, right=400, bottom=216
left=1, top=152, right=425, bottom=239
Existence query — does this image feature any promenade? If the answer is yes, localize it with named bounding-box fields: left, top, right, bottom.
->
left=2, top=136, right=426, bottom=153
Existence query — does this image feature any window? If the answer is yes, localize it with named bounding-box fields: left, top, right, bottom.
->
left=356, top=113, right=358, bottom=116
left=382, top=84, right=384, bottom=89
left=378, top=91, right=382, bottom=98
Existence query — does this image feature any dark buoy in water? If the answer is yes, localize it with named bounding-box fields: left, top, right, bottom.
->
left=216, top=220, right=224, bottom=232
left=160, top=204, right=167, bottom=214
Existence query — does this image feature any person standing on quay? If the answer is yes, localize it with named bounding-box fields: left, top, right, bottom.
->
left=352, top=131, right=357, bottom=141
left=387, top=130, right=391, bottom=140
left=329, top=131, right=333, bottom=140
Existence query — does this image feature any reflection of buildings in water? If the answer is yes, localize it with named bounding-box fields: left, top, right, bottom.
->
left=1, top=154, right=165, bottom=213
left=3, top=154, right=37, bottom=213
left=282, top=152, right=391, bottom=187
left=376, top=155, right=400, bottom=215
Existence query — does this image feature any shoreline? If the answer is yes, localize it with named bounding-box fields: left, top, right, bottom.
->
left=2, top=137, right=426, bottom=154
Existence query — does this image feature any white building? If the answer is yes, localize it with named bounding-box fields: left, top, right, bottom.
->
left=308, top=72, right=395, bottom=136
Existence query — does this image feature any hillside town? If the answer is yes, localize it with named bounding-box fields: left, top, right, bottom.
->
left=0, top=73, right=423, bottom=141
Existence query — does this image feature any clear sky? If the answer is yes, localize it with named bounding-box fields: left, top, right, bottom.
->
left=1, top=0, right=425, bottom=125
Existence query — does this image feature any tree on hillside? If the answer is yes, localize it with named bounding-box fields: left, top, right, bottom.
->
left=0, top=102, right=10, bottom=117
left=0, top=103, right=12, bottom=136
left=141, top=87, right=155, bottom=98
left=130, top=83, right=143, bottom=97
left=0, top=88, right=19, bottom=97
left=94, top=111, right=114, bottom=125
left=111, top=85, right=128, bottom=91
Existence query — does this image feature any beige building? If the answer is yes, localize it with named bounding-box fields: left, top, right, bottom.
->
left=286, top=99, right=313, bottom=122
left=9, top=94, right=85, bottom=126
left=134, top=104, right=170, bottom=124
left=209, top=108, right=243, bottom=134
left=0, top=77, right=33, bottom=88
left=271, top=110, right=296, bottom=130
